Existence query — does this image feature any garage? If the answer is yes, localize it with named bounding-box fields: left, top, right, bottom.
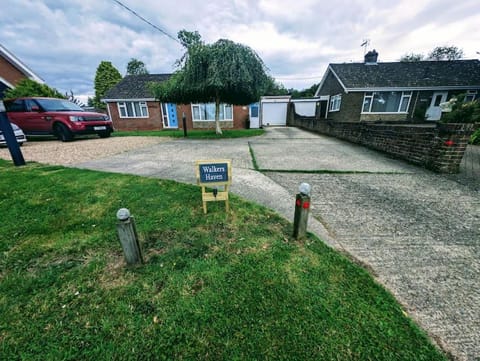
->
left=260, top=96, right=291, bottom=126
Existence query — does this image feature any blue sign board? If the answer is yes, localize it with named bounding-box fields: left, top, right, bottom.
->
left=199, top=162, right=229, bottom=183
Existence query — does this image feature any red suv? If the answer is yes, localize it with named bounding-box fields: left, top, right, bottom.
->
left=5, top=97, right=113, bottom=141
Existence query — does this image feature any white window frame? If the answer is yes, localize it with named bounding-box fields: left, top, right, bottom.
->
left=329, top=94, right=341, bottom=112
left=464, top=90, right=477, bottom=103
left=191, top=103, right=233, bottom=121
left=117, top=101, right=149, bottom=118
left=361, top=91, right=412, bottom=114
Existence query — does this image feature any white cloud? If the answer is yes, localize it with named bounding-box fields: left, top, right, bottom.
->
left=1, top=0, right=479, bottom=95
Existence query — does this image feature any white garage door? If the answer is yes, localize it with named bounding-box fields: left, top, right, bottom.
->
left=261, top=102, right=288, bottom=126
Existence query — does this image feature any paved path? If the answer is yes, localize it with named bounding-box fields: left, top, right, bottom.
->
left=76, top=127, right=479, bottom=361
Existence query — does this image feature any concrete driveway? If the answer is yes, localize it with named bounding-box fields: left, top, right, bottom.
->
left=77, top=127, right=479, bottom=361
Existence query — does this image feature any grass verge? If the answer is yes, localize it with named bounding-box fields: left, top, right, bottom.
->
left=112, top=129, right=265, bottom=139
left=0, top=160, right=447, bottom=360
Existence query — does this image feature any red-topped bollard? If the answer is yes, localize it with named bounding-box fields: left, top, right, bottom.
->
left=293, top=183, right=311, bottom=239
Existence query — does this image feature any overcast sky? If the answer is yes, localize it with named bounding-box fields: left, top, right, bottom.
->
left=2, top=0, right=479, bottom=102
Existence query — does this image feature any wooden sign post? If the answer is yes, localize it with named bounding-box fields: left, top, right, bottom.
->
left=195, top=159, right=232, bottom=214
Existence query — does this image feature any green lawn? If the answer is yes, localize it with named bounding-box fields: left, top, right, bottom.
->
left=112, top=129, right=265, bottom=139
left=0, top=160, right=447, bottom=360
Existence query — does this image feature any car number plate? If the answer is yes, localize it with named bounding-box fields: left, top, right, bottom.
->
left=94, top=126, right=106, bottom=130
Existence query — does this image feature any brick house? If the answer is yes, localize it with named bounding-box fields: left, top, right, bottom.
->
left=0, top=43, right=44, bottom=99
left=314, top=50, right=480, bottom=122
left=103, top=74, right=249, bottom=131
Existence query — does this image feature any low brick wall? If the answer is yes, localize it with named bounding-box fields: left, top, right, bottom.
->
left=289, top=117, right=477, bottom=173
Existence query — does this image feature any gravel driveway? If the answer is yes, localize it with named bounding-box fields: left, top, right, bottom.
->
left=0, top=136, right=169, bottom=165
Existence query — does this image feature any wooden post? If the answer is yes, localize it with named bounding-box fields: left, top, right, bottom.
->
left=182, top=112, right=187, bottom=137
left=293, top=185, right=311, bottom=239
left=116, top=208, right=143, bottom=265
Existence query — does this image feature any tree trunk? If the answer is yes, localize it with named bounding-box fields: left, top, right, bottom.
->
left=215, top=95, right=222, bottom=135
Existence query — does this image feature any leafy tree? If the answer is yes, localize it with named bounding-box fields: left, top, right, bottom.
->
left=93, top=61, right=122, bottom=110
left=4, top=78, right=65, bottom=99
left=290, top=83, right=319, bottom=98
left=427, top=46, right=464, bottom=61
left=153, top=31, right=270, bottom=134
left=400, top=53, right=424, bottom=62
left=175, top=29, right=204, bottom=68
left=126, top=58, right=149, bottom=75
left=263, top=77, right=289, bottom=96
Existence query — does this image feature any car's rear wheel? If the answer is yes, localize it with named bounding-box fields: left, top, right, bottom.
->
left=55, top=123, right=73, bottom=142
left=98, top=130, right=111, bottom=138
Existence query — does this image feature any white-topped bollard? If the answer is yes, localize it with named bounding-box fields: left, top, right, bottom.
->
left=116, top=208, right=144, bottom=265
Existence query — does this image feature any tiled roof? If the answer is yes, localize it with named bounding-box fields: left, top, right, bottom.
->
left=329, top=60, right=480, bottom=89
left=103, top=74, right=171, bottom=100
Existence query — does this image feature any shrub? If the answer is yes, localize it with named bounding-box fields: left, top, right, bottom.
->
left=4, top=79, right=65, bottom=99
left=441, top=94, right=480, bottom=124
left=471, top=128, right=480, bottom=145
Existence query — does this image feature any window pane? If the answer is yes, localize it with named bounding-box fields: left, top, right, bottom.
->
left=205, top=103, right=215, bottom=120
left=399, top=96, right=410, bottom=112
left=371, top=92, right=402, bottom=112
left=219, top=104, right=224, bottom=120
left=126, top=102, right=134, bottom=117
left=362, top=97, right=371, bottom=112
left=140, top=103, right=148, bottom=117
left=119, top=103, right=127, bottom=117
left=133, top=102, right=141, bottom=117
left=225, top=104, right=233, bottom=119
left=192, top=105, right=200, bottom=120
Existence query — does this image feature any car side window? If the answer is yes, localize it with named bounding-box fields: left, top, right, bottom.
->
left=5, top=99, right=26, bottom=112
left=25, top=99, right=38, bottom=111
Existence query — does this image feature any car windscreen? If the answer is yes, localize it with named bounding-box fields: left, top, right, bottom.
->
left=36, top=99, right=85, bottom=112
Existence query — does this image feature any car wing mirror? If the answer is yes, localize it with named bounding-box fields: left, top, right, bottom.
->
left=31, top=105, right=41, bottom=112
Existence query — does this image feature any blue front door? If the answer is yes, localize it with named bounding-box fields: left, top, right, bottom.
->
left=166, top=103, right=178, bottom=128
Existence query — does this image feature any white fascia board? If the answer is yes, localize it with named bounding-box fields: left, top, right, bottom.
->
left=0, top=76, right=14, bottom=88
left=291, top=97, right=329, bottom=102
left=102, top=98, right=157, bottom=102
left=346, top=86, right=480, bottom=92
left=314, top=66, right=330, bottom=97
left=0, top=44, right=45, bottom=84
left=260, top=95, right=291, bottom=103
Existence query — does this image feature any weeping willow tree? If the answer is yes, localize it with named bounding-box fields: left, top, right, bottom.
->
left=152, top=31, right=270, bottom=134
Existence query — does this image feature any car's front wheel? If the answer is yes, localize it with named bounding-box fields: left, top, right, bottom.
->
left=54, top=123, right=73, bottom=142
left=98, top=130, right=112, bottom=138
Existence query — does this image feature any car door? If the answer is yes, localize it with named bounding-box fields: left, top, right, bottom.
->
left=24, top=99, right=52, bottom=133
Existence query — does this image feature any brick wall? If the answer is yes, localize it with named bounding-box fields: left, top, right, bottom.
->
left=289, top=116, right=477, bottom=173
left=110, top=102, right=249, bottom=131
left=176, top=104, right=249, bottom=130
left=0, top=56, right=26, bottom=86
left=108, top=101, right=163, bottom=131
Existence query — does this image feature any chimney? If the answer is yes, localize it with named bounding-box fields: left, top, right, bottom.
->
left=364, top=49, right=378, bottom=65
